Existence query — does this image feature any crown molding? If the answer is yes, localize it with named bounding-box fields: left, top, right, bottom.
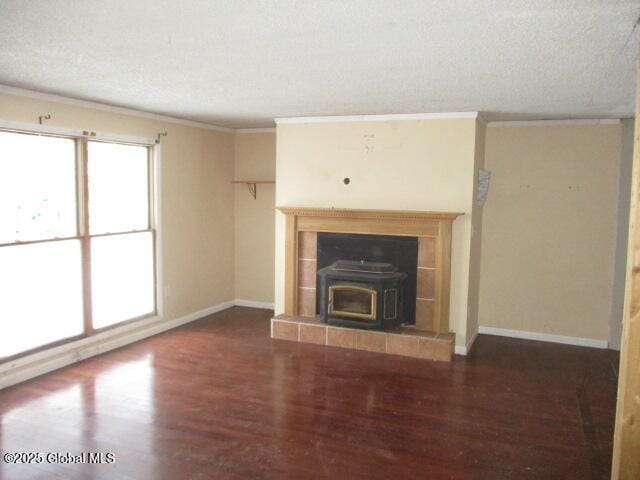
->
left=6, top=84, right=621, bottom=131
left=275, top=112, right=479, bottom=124
left=487, top=118, right=621, bottom=128
left=236, top=127, right=276, bottom=133
left=0, top=84, right=235, bottom=133
left=476, top=113, right=489, bottom=125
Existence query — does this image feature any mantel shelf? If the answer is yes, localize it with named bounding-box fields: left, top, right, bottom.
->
left=276, top=206, right=463, bottom=221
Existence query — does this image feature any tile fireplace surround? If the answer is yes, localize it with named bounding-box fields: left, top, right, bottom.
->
left=273, top=207, right=462, bottom=362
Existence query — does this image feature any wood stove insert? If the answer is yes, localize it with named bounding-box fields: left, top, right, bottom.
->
left=318, top=260, right=407, bottom=330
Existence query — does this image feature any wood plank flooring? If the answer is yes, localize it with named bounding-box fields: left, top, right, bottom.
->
left=0, top=307, right=619, bottom=479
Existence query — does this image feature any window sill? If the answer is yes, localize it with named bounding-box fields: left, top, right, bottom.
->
left=0, top=313, right=163, bottom=381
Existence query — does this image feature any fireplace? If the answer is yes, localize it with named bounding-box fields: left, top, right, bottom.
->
left=272, top=207, right=462, bottom=362
left=318, top=260, right=406, bottom=330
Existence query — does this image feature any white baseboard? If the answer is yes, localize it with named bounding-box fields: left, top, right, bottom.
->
left=455, top=329, right=479, bottom=356
left=454, top=346, right=467, bottom=355
left=234, top=299, right=275, bottom=310
left=478, top=326, right=609, bottom=349
left=0, top=300, right=236, bottom=390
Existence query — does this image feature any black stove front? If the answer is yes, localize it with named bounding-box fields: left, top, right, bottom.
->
left=317, top=260, right=407, bottom=330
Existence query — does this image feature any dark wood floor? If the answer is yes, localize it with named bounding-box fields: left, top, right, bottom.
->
left=0, top=307, right=619, bottom=480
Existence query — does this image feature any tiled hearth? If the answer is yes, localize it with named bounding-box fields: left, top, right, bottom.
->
left=271, top=314, right=454, bottom=362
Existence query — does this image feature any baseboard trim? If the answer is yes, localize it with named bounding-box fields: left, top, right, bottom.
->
left=0, top=300, right=236, bottom=390
left=234, top=299, right=275, bottom=310
left=478, top=326, right=609, bottom=349
left=455, top=329, right=479, bottom=356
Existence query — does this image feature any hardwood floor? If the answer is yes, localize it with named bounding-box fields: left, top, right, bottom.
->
left=0, top=307, right=619, bottom=479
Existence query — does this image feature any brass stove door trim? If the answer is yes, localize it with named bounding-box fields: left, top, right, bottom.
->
left=328, top=285, right=377, bottom=321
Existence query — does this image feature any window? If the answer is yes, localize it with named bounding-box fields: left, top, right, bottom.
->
left=0, top=130, right=157, bottom=359
left=87, top=141, right=155, bottom=328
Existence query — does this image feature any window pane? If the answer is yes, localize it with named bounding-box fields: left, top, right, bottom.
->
left=0, top=240, right=84, bottom=357
left=88, top=142, right=149, bottom=235
left=0, top=131, right=77, bottom=244
left=91, top=232, right=155, bottom=328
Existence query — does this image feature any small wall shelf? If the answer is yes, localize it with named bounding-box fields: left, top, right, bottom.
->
left=232, top=180, right=275, bottom=199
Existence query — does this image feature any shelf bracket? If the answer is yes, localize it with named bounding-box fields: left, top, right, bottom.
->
left=247, top=182, right=257, bottom=199
left=232, top=180, right=273, bottom=199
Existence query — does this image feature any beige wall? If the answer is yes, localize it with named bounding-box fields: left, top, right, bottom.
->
left=479, top=123, right=623, bottom=342
left=233, top=132, right=276, bottom=304
left=275, top=118, right=484, bottom=346
left=0, top=91, right=235, bottom=322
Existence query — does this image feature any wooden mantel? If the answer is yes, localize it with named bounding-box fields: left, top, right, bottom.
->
left=277, top=207, right=462, bottom=221
left=277, top=207, right=463, bottom=333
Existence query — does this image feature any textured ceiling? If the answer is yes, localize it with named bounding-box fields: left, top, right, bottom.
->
left=0, top=1, right=639, bottom=128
